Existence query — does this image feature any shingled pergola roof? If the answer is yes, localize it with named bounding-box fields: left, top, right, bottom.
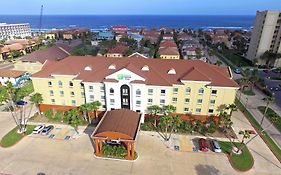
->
left=93, top=109, right=141, bottom=141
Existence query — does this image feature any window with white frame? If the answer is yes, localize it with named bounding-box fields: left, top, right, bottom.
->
left=69, top=81, right=74, bottom=88
left=110, top=88, right=114, bottom=95
left=110, top=99, right=115, bottom=105
left=136, top=100, right=141, bottom=107
left=197, top=99, right=203, bottom=104
left=184, top=108, right=189, bottom=113
left=185, top=98, right=190, bottom=104
left=148, top=89, right=153, bottom=95
left=210, top=99, right=216, bottom=105
left=81, top=92, right=85, bottom=98
left=196, top=108, right=201, bottom=113
left=173, top=88, right=178, bottom=94
left=100, top=86, right=105, bottom=92
left=51, top=99, right=55, bottom=104
left=49, top=90, right=54, bottom=96
left=211, top=90, right=217, bottom=95
left=48, top=81, right=52, bottom=87
left=160, top=89, right=166, bottom=96
left=70, top=91, right=75, bottom=97
left=185, top=87, right=191, bottom=94
left=136, top=89, right=141, bottom=97
left=147, top=98, right=153, bottom=105
left=58, top=81, right=63, bottom=88
left=89, top=85, right=94, bottom=92
left=172, top=97, right=177, bottom=103
left=208, top=109, right=214, bottom=113
left=160, top=99, right=165, bottom=105
left=71, top=100, right=76, bottom=106
left=90, top=95, right=94, bottom=101
left=198, top=88, right=204, bottom=94
left=59, top=91, right=64, bottom=97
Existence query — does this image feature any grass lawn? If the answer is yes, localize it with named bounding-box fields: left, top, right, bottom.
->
left=242, top=90, right=255, bottom=96
left=235, top=99, right=281, bottom=162
left=220, top=50, right=253, bottom=67
left=257, top=106, right=281, bottom=132
left=0, top=125, right=36, bottom=148
left=219, top=141, right=254, bottom=172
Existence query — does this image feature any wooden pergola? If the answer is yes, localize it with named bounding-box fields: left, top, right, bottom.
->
left=92, top=109, right=141, bottom=160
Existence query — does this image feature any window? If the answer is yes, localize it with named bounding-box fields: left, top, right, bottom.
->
left=136, top=110, right=141, bottom=113
left=48, top=81, right=52, bottom=87
left=80, top=83, right=84, bottom=89
left=209, top=109, right=214, bottom=113
left=71, top=100, right=76, bottom=106
left=172, top=97, right=177, bottom=103
left=122, top=88, right=128, bottom=95
left=184, top=108, right=189, bottom=113
left=197, top=99, right=203, bottom=104
left=160, top=89, right=166, bottom=96
left=58, top=81, right=63, bottom=88
left=110, top=99, right=115, bottom=105
left=81, top=92, right=85, bottom=98
left=90, top=95, right=94, bottom=101
left=69, top=81, right=74, bottom=87
left=185, top=88, right=191, bottom=94
left=196, top=108, right=201, bottom=113
left=60, top=91, right=64, bottom=97
left=148, top=89, right=153, bottom=95
left=49, top=90, right=54, bottom=96
left=61, top=99, right=65, bottom=105
left=51, top=99, right=55, bottom=104
left=89, top=86, right=94, bottom=92
left=211, top=90, right=217, bottom=95
left=160, top=99, right=165, bottom=104
left=100, top=86, right=105, bottom=92
left=185, top=98, right=190, bottom=104
left=136, top=100, right=141, bottom=106
left=70, top=91, right=75, bottom=97
left=173, top=88, right=178, bottom=94
left=110, top=88, right=114, bottom=95
left=148, top=98, right=153, bottom=104
left=210, top=100, right=216, bottom=105
left=198, top=88, right=204, bottom=94
left=136, top=89, right=141, bottom=97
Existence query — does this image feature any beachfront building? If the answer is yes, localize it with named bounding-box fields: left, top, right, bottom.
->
left=112, top=26, right=128, bottom=34
left=247, top=10, right=281, bottom=67
left=31, top=56, right=239, bottom=122
left=0, top=23, right=31, bottom=40
left=14, top=44, right=72, bottom=74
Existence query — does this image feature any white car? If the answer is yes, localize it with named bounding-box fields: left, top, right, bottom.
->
left=33, top=124, right=45, bottom=134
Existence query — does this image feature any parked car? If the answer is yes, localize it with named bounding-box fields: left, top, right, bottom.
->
left=198, top=138, right=209, bottom=152
left=210, top=140, right=222, bottom=153
left=41, top=125, right=54, bottom=135
left=233, top=68, right=241, bottom=74
left=270, top=86, right=281, bottom=91
left=33, top=124, right=45, bottom=134
left=263, top=69, right=269, bottom=73
left=272, top=68, right=281, bottom=74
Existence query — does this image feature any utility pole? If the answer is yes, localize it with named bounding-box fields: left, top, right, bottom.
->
left=39, top=5, right=44, bottom=34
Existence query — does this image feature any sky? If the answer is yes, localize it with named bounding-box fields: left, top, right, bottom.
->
left=0, top=0, right=280, bottom=15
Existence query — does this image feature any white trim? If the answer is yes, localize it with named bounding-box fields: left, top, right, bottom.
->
left=181, top=80, right=211, bottom=84
left=207, top=86, right=239, bottom=89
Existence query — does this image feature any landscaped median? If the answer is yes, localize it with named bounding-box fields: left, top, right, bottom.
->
left=257, top=106, right=281, bottom=132
left=235, top=99, right=281, bottom=162
left=219, top=141, right=254, bottom=172
left=0, top=125, right=36, bottom=148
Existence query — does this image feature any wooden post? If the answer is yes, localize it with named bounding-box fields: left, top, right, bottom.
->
left=131, top=143, right=135, bottom=160
left=99, top=140, right=103, bottom=156
left=95, top=139, right=99, bottom=156
left=127, top=142, right=131, bottom=160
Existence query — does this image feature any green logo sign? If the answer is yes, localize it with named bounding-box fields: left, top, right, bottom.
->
left=117, top=74, right=131, bottom=80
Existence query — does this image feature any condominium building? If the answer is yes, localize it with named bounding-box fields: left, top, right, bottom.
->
left=247, top=11, right=281, bottom=67
left=31, top=56, right=239, bottom=123
left=0, top=23, right=31, bottom=40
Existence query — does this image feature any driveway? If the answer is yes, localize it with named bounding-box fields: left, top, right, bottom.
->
left=0, top=112, right=17, bottom=138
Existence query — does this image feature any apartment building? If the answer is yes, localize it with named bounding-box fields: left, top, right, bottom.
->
left=0, top=23, right=31, bottom=40
left=247, top=11, right=281, bottom=67
left=31, top=56, right=239, bottom=123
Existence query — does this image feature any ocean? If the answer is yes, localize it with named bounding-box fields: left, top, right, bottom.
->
left=0, top=15, right=255, bottom=31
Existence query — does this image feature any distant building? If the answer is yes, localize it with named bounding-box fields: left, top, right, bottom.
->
left=112, top=26, right=128, bottom=34
left=0, top=69, right=27, bottom=87
left=0, top=43, right=26, bottom=60
left=247, top=10, right=281, bottom=67
left=159, top=47, right=180, bottom=59
left=14, top=44, right=72, bottom=74
left=0, top=23, right=31, bottom=40
left=160, top=40, right=177, bottom=49
left=97, top=31, right=114, bottom=40
left=163, top=33, right=174, bottom=40
left=106, top=44, right=128, bottom=58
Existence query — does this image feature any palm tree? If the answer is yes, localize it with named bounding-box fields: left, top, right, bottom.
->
left=65, top=108, right=82, bottom=133
left=260, top=51, right=281, bottom=67
left=215, top=60, right=223, bottom=66
left=158, top=115, right=182, bottom=141
left=239, top=77, right=251, bottom=92
left=148, top=105, right=161, bottom=126
left=162, top=105, right=176, bottom=116
left=89, top=101, right=101, bottom=123
left=219, top=111, right=233, bottom=133
left=236, top=130, right=251, bottom=153
left=30, top=93, right=43, bottom=116
left=79, top=103, right=91, bottom=122
left=260, top=96, right=275, bottom=125
left=226, top=104, right=237, bottom=117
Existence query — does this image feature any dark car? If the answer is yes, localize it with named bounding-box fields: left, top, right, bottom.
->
left=41, top=125, right=54, bottom=135
left=263, top=69, right=269, bottom=73
left=272, top=68, right=281, bottom=74
left=198, top=138, right=209, bottom=152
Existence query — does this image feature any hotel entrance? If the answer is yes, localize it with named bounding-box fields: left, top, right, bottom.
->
left=120, top=84, right=130, bottom=109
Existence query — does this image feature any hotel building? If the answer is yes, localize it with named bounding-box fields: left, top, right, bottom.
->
left=247, top=11, right=281, bottom=67
left=0, top=23, right=31, bottom=40
left=31, top=56, right=239, bottom=122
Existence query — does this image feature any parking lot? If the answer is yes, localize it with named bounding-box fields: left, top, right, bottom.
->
left=29, top=124, right=78, bottom=140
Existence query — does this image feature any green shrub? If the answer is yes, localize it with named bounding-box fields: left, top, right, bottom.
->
left=44, top=109, right=54, bottom=119
left=102, top=145, right=127, bottom=159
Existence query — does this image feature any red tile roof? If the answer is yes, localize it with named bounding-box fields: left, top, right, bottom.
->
left=160, top=40, right=177, bottom=48
left=21, top=44, right=72, bottom=64
left=32, top=56, right=239, bottom=88
left=0, top=70, right=25, bottom=78
left=159, top=47, right=180, bottom=55
left=107, top=44, right=128, bottom=54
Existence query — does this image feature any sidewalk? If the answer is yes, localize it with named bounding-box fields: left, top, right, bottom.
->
left=238, top=87, right=281, bottom=148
